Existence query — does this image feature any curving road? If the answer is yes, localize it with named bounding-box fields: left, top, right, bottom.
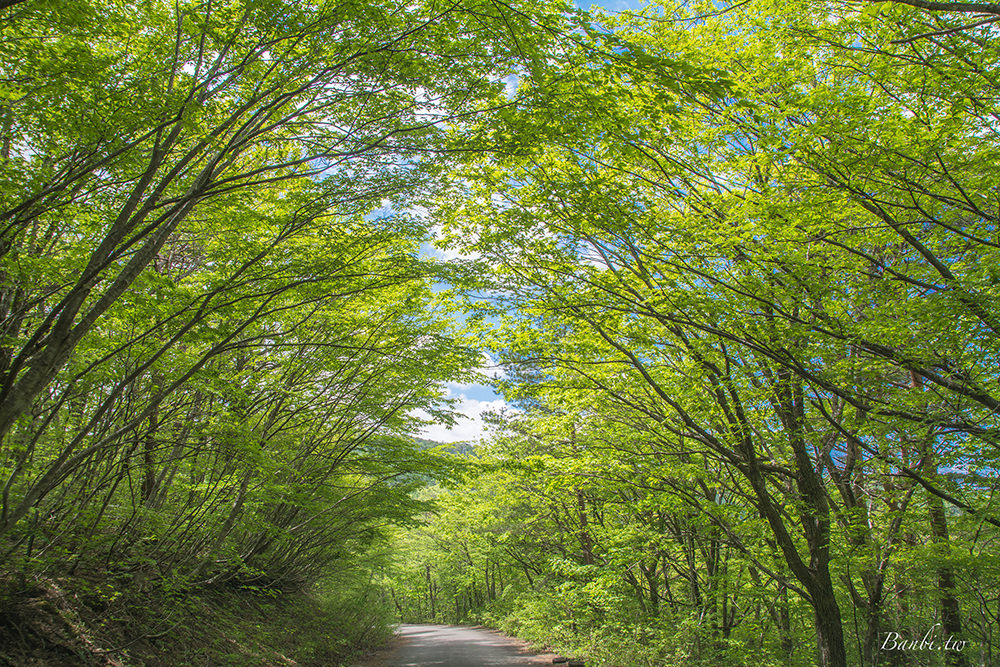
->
left=379, top=624, right=552, bottom=667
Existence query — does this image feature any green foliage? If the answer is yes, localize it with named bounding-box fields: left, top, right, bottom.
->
left=0, top=566, right=397, bottom=666
left=0, top=0, right=573, bottom=661
left=6, top=0, right=1000, bottom=665
left=403, top=1, right=1000, bottom=666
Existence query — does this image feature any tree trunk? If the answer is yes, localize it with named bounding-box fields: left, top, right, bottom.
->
left=929, top=494, right=968, bottom=667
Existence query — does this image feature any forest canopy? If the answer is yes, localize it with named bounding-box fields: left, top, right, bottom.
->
left=0, top=0, right=566, bottom=661
left=1, top=0, right=999, bottom=666
left=386, top=1, right=1000, bottom=667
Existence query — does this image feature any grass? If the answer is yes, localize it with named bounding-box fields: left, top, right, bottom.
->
left=0, top=573, right=394, bottom=666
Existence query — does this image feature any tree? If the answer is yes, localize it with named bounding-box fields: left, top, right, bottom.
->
left=0, top=0, right=565, bottom=513
left=438, top=0, right=1000, bottom=664
left=0, top=0, right=574, bottom=634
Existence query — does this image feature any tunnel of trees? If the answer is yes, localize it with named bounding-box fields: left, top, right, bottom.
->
left=1, top=0, right=999, bottom=665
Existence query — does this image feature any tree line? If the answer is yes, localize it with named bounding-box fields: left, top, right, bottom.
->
left=384, top=1, right=1000, bottom=667
left=0, top=0, right=563, bottom=654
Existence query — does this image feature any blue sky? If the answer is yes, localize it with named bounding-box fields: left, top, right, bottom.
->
left=583, top=0, right=648, bottom=11
left=416, top=0, right=650, bottom=443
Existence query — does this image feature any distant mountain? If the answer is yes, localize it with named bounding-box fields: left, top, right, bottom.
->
left=412, top=437, right=477, bottom=457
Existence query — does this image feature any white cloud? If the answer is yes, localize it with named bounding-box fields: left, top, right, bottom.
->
left=424, top=221, right=481, bottom=262
left=416, top=394, right=509, bottom=444
left=422, top=242, right=474, bottom=262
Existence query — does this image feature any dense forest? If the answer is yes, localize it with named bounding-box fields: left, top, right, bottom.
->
left=0, top=0, right=998, bottom=665
left=384, top=2, right=1000, bottom=667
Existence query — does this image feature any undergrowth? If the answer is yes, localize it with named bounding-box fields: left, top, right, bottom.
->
left=0, top=572, right=394, bottom=666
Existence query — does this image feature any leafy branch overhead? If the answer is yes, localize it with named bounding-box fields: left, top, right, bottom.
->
left=0, top=0, right=568, bottom=628
left=420, top=1, right=1000, bottom=666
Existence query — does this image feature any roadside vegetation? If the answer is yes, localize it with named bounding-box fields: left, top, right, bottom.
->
left=1, top=569, right=395, bottom=666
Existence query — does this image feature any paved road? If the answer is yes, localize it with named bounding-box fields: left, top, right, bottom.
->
left=383, top=624, right=550, bottom=667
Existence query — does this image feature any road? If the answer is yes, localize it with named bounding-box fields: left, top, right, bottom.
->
left=370, top=624, right=553, bottom=667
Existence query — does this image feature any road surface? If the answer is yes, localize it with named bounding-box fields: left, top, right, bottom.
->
left=369, top=624, right=553, bottom=667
